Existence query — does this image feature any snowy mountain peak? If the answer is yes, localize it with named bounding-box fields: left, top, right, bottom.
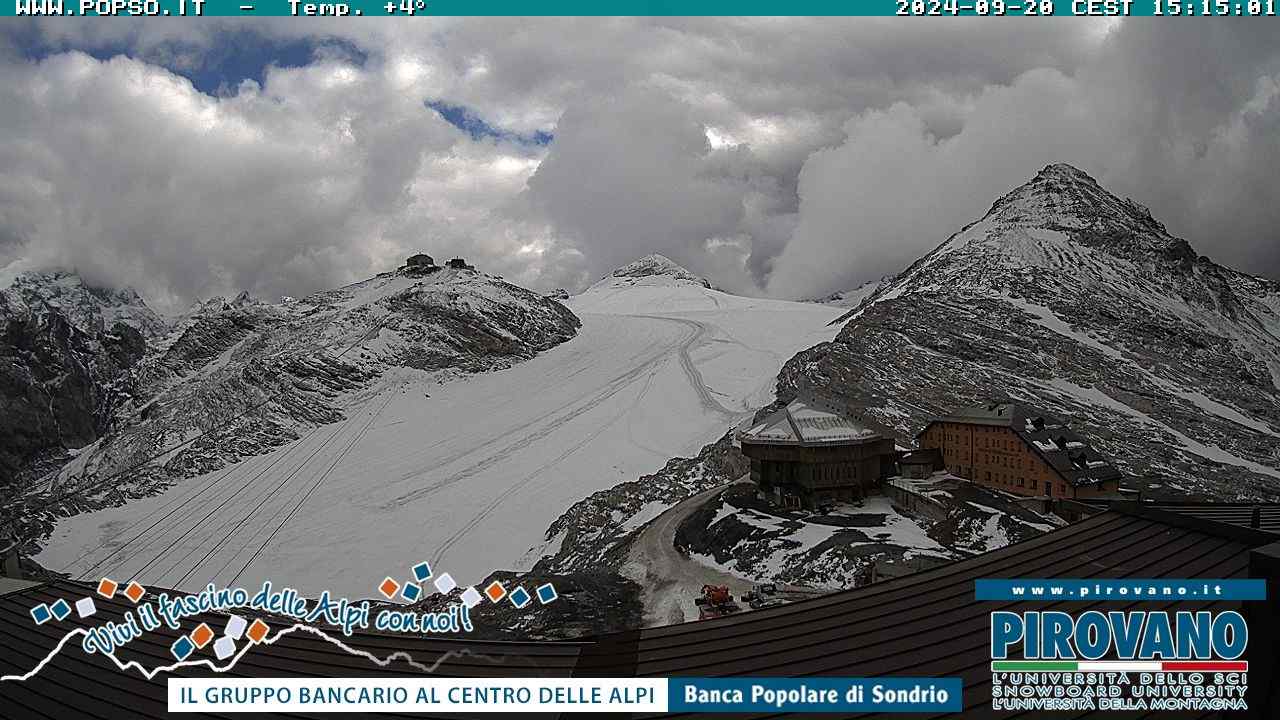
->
left=844, top=165, right=1210, bottom=319
left=1037, top=162, right=1093, bottom=180
left=981, top=164, right=1168, bottom=245
left=800, top=164, right=1280, bottom=502
left=606, top=254, right=711, bottom=288
left=2, top=269, right=167, bottom=338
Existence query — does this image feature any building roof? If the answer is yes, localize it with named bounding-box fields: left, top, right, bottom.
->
left=900, top=447, right=943, bottom=466
left=2, top=503, right=1274, bottom=718
left=919, top=402, right=1124, bottom=487
left=1079, top=500, right=1280, bottom=534
left=737, top=395, right=882, bottom=447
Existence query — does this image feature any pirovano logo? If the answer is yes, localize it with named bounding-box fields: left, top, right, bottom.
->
left=979, top=579, right=1260, bottom=713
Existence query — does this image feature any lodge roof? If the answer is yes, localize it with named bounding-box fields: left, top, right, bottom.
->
left=900, top=447, right=943, bottom=466
left=737, top=394, right=882, bottom=447
left=2, top=502, right=1275, bottom=718
left=918, top=402, right=1124, bottom=487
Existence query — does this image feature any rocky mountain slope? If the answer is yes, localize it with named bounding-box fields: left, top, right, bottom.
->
left=674, top=479, right=1056, bottom=590
left=9, top=263, right=580, bottom=542
left=3, top=270, right=168, bottom=339
left=0, top=273, right=157, bottom=488
left=810, top=277, right=890, bottom=308
left=781, top=164, right=1280, bottom=500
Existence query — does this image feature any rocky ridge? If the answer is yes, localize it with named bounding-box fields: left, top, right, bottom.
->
left=7, top=263, right=581, bottom=549
left=784, top=164, right=1280, bottom=499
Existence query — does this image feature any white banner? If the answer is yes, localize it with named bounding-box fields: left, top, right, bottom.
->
left=168, top=678, right=667, bottom=713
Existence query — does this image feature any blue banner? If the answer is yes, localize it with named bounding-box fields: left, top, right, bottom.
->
left=668, top=677, right=962, bottom=713
left=975, top=578, right=1266, bottom=601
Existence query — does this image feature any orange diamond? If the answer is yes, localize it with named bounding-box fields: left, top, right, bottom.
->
left=191, top=623, right=215, bottom=649
left=484, top=581, right=507, bottom=602
left=97, top=578, right=118, bottom=599
left=378, top=577, right=399, bottom=600
left=246, top=619, right=269, bottom=644
left=123, top=581, right=145, bottom=603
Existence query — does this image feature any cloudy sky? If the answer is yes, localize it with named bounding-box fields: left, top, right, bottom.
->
left=0, top=19, right=1277, bottom=311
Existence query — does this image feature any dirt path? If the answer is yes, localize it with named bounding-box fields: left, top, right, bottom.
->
left=623, top=480, right=754, bottom=627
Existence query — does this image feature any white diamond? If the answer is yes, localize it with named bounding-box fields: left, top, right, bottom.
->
left=433, top=573, right=456, bottom=594
left=75, top=597, right=96, bottom=618
left=225, top=615, right=247, bottom=640
left=460, top=587, right=481, bottom=609
left=214, top=636, right=236, bottom=660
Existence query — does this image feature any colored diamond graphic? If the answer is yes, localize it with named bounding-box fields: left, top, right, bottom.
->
left=191, top=623, right=215, bottom=649
left=484, top=581, right=507, bottom=602
left=50, top=599, right=71, bottom=621
left=246, top=619, right=269, bottom=644
left=97, top=578, right=118, bottom=599
left=30, top=604, right=51, bottom=625
left=412, top=561, right=432, bottom=582
left=460, top=587, right=482, bottom=609
left=124, top=581, right=146, bottom=603
left=378, top=577, right=400, bottom=600
left=536, top=583, right=558, bottom=605
left=402, top=582, right=421, bottom=602
left=213, top=636, right=236, bottom=661
left=508, top=587, right=531, bottom=609
left=75, top=597, right=97, bottom=618
left=433, top=573, right=456, bottom=594
left=225, top=615, right=247, bottom=640
left=171, top=636, right=195, bottom=661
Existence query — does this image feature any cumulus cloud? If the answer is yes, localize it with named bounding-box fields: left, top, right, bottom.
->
left=0, top=46, right=559, bottom=310
left=521, top=87, right=783, bottom=291
left=0, top=18, right=1277, bottom=308
left=766, top=22, right=1280, bottom=298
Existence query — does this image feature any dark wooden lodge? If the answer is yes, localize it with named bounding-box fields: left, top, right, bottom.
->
left=736, top=395, right=896, bottom=510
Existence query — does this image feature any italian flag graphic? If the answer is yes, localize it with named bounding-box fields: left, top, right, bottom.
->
left=992, top=661, right=1247, bottom=672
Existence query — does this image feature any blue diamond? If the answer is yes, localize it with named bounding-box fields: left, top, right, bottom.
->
left=30, top=604, right=51, bottom=625
left=509, top=587, right=531, bottom=609
left=412, top=562, right=432, bottom=582
left=49, top=599, right=71, bottom=621
left=536, top=583, right=558, bottom=605
left=402, top=582, right=421, bottom=602
left=171, top=636, right=195, bottom=661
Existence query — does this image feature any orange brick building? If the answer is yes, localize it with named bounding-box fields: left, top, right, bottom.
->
left=916, top=403, right=1123, bottom=499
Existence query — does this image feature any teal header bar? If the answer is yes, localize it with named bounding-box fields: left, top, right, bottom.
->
left=8, top=0, right=1280, bottom=16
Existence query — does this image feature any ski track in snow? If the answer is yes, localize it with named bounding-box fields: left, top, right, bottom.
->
left=36, top=280, right=842, bottom=596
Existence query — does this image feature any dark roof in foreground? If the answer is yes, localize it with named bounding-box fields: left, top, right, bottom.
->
left=2, top=503, right=1276, bottom=718
left=1079, top=500, right=1280, bottom=534
left=919, top=402, right=1123, bottom=487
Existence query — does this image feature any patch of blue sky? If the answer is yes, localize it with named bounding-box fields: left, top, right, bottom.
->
left=6, top=24, right=367, bottom=96
left=426, top=100, right=553, bottom=147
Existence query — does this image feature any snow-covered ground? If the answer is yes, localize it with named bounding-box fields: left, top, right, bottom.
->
left=686, top=494, right=952, bottom=588
left=37, top=271, right=842, bottom=598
